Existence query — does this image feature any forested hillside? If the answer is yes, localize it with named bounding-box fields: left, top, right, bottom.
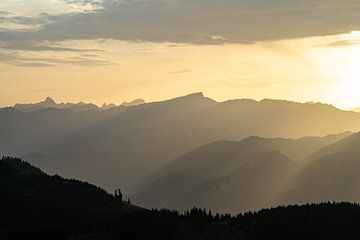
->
left=2, top=156, right=360, bottom=240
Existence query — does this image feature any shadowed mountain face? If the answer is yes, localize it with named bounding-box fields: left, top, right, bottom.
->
left=0, top=156, right=138, bottom=239
left=14, top=97, right=101, bottom=112
left=25, top=150, right=149, bottom=193
left=11, top=93, right=360, bottom=193
left=183, top=99, right=360, bottom=138
left=120, top=99, right=146, bottom=107
left=2, top=93, right=360, bottom=211
left=0, top=106, right=126, bottom=156
left=135, top=149, right=295, bottom=213
left=278, top=133, right=360, bottom=205
left=24, top=93, right=220, bottom=190
left=133, top=133, right=350, bottom=213
left=14, top=97, right=145, bottom=113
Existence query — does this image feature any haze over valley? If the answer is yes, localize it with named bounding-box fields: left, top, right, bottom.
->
left=1, top=93, right=360, bottom=215
left=3, top=0, right=360, bottom=238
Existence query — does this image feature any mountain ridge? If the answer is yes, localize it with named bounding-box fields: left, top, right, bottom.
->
left=3, top=93, right=360, bottom=210
left=132, top=132, right=351, bottom=213
left=13, top=97, right=146, bottom=113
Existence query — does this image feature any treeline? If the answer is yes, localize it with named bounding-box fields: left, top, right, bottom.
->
left=2, top=156, right=360, bottom=239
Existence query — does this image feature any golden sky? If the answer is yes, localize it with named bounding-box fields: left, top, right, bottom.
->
left=1, top=0, right=360, bottom=109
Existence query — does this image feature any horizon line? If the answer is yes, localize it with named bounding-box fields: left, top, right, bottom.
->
left=1, top=92, right=358, bottom=112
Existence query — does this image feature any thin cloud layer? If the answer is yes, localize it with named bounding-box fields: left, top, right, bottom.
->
left=1, top=0, right=360, bottom=44
left=1, top=0, right=360, bottom=66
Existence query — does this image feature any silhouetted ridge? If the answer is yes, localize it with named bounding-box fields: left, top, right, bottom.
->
left=177, top=92, right=205, bottom=99
left=4, top=157, right=360, bottom=239
left=121, top=99, right=145, bottom=107
left=310, top=132, right=360, bottom=160
left=220, top=98, right=339, bottom=112
left=156, top=92, right=212, bottom=105
left=44, top=97, right=56, bottom=105
left=0, top=156, right=139, bottom=239
left=276, top=132, right=360, bottom=205
left=14, top=97, right=101, bottom=113
left=133, top=133, right=351, bottom=213
left=1, top=156, right=43, bottom=175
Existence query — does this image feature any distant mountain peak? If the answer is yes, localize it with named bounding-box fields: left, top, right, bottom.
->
left=44, top=97, right=56, bottom=105
left=101, top=103, right=117, bottom=110
left=14, top=97, right=101, bottom=113
left=184, top=92, right=204, bottom=98
left=121, top=99, right=145, bottom=107
left=168, top=92, right=208, bottom=103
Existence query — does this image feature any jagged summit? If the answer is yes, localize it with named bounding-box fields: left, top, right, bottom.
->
left=121, top=99, right=145, bottom=107
left=101, top=103, right=117, bottom=110
left=14, top=97, right=100, bottom=113
left=12, top=97, right=147, bottom=113
left=179, top=92, right=205, bottom=99
left=186, top=92, right=204, bottom=98
left=44, top=97, right=56, bottom=105
left=163, top=92, right=215, bottom=104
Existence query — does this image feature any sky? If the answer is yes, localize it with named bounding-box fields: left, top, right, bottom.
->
left=1, top=0, right=360, bottom=109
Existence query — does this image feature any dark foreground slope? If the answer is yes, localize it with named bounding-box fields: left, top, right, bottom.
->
left=3, top=157, right=360, bottom=240
left=0, top=157, right=139, bottom=239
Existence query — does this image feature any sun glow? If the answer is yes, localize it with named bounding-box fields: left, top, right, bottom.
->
left=334, top=33, right=360, bottom=109
left=337, top=59, right=360, bottom=108
left=310, top=31, right=360, bottom=109
left=344, top=31, right=360, bottom=43
left=2, top=31, right=360, bottom=109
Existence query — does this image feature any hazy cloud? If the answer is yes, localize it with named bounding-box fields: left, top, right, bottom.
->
left=0, top=11, right=12, bottom=16
left=0, top=1, right=354, bottom=41
left=8, top=61, right=56, bottom=67
left=0, top=40, right=104, bottom=52
left=315, top=40, right=360, bottom=48
left=61, top=0, right=103, bottom=5
left=1, top=0, right=360, bottom=44
left=2, top=0, right=360, bottom=66
left=0, top=49, right=113, bottom=67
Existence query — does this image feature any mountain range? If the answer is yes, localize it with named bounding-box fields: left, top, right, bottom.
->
left=3, top=93, right=360, bottom=213
left=132, top=132, right=352, bottom=213
left=14, top=97, right=145, bottom=113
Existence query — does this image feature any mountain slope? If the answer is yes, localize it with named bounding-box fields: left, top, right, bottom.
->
left=120, top=99, right=145, bottom=107
left=133, top=141, right=297, bottom=213
left=25, top=93, right=220, bottom=190
left=24, top=93, right=360, bottom=192
left=178, top=98, right=360, bottom=138
left=14, top=97, right=101, bottom=112
left=309, top=132, right=360, bottom=161
left=0, top=156, right=138, bottom=239
left=278, top=133, right=360, bottom=205
left=176, top=150, right=295, bottom=213
left=133, top=133, right=350, bottom=213
left=25, top=150, right=149, bottom=192
left=4, top=159, right=360, bottom=239
left=0, top=106, right=126, bottom=155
